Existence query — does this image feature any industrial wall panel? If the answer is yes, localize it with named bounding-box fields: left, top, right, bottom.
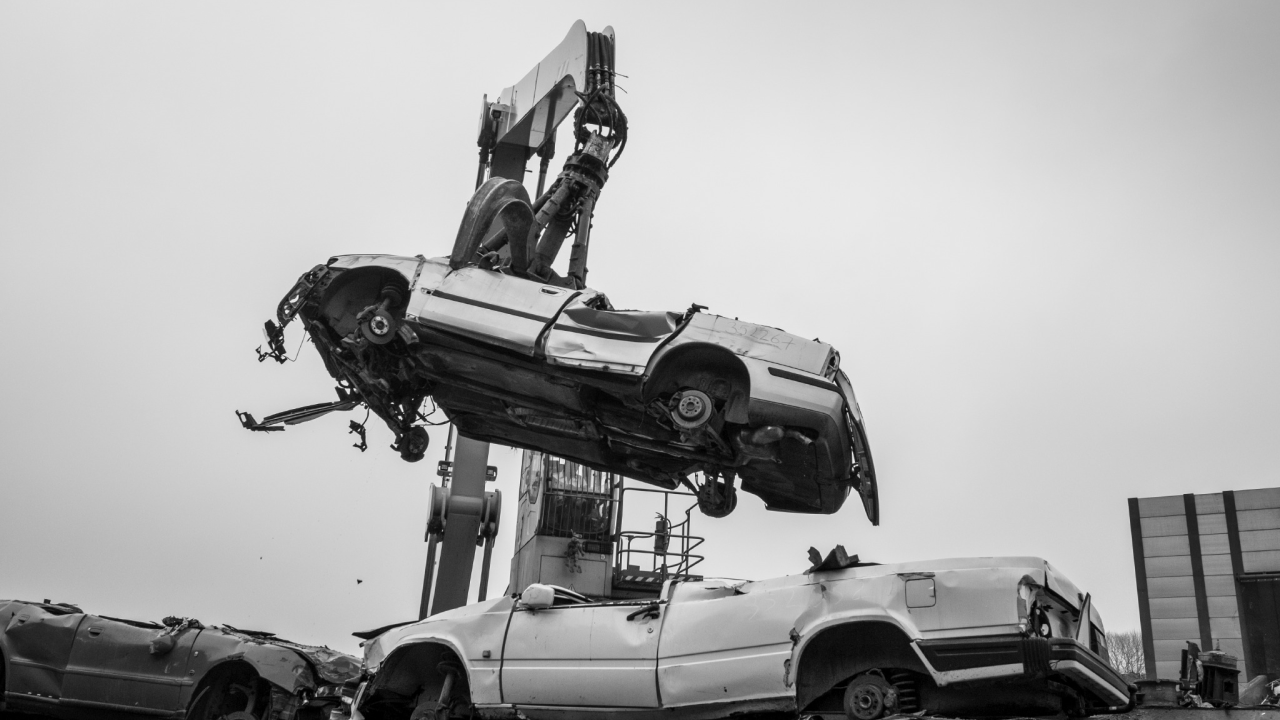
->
left=1204, top=575, right=1238, bottom=597
left=1141, top=495, right=1190, bottom=518
left=1201, top=554, right=1234, bottom=576
left=1237, top=508, right=1280, bottom=532
left=1141, top=515, right=1189, bottom=537
left=1156, top=660, right=1181, bottom=679
left=1195, top=493, right=1226, bottom=514
left=1143, top=535, right=1191, bottom=558
left=1197, top=513, right=1228, bottom=534
left=1145, top=555, right=1194, bottom=578
left=1240, top=528, right=1280, bottom=553
left=1148, top=596, right=1200, bottom=619
left=1151, top=617, right=1201, bottom=638
left=1199, top=533, right=1231, bottom=556
left=1153, top=639, right=1193, bottom=662
left=1147, top=576, right=1197, bottom=598
left=1243, top=550, right=1280, bottom=573
left=1236, top=488, right=1280, bottom=510
left=1207, top=596, right=1240, bottom=618
left=1210, top=616, right=1242, bottom=639
left=1217, top=638, right=1246, bottom=664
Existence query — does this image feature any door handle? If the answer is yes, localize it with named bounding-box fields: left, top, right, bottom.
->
left=87, top=626, right=102, bottom=637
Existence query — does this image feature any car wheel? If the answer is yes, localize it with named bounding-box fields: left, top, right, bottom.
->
left=399, top=426, right=430, bottom=463
left=843, top=673, right=898, bottom=720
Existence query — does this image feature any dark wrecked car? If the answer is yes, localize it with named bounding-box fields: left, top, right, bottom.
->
left=0, top=600, right=360, bottom=720
left=244, top=250, right=877, bottom=521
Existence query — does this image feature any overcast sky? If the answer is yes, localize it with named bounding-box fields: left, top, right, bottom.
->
left=2, top=2, right=1278, bottom=655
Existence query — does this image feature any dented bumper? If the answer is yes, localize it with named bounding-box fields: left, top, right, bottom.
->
left=916, top=635, right=1134, bottom=711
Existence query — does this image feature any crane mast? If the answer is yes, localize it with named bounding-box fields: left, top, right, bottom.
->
left=421, top=21, right=626, bottom=618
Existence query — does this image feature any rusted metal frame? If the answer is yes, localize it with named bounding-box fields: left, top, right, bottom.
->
left=602, top=430, right=729, bottom=468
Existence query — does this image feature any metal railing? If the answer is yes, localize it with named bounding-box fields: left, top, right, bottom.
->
left=613, top=485, right=704, bottom=579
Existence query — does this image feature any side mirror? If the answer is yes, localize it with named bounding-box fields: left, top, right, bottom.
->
left=519, top=584, right=555, bottom=611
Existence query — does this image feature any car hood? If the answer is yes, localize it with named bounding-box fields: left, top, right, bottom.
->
left=217, top=626, right=362, bottom=684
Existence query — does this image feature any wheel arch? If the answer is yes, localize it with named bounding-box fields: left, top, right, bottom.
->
left=643, top=342, right=750, bottom=423
left=186, top=659, right=268, bottom=720
left=318, top=266, right=413, bottom=339
left=792, top=620, right=929, bottom=711
left=364, top=640, right=471, bottom=711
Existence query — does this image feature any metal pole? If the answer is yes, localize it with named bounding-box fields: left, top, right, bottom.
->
left=477, top=535, right=495, bottom=602
left=419, top=534, right=439, bottom=620
left=429, top=436, right=490, bottom=614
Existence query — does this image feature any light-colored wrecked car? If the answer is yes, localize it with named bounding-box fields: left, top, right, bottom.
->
left=249, top=253, right=877, bottom=521
left=0, top=599, right=360, bottom=720
left=351, top=556, right=1133, bottom=720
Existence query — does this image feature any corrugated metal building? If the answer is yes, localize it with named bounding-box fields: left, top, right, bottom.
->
left=1129, top=488, right=1280, bottom=681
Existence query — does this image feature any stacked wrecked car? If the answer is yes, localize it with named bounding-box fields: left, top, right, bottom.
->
left=0, top=600, right=360, bottom=720
left=354, top=555, right=1133, bottom=720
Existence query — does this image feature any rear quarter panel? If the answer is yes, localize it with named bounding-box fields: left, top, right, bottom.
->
left=662, top=315, right=835, bottom=376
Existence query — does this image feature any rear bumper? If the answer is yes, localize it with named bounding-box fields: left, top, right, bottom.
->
left=916, top=635, right=1134, bottom=711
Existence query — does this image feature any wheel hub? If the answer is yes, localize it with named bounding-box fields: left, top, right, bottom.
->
left=369, top=315, right=392, bottom=336
left=676, top=395, right=705, bottom=420
left=669, top=389, right=713, bottom=429
left=843, top=674, right=897, bottom=720
left=850, top=687, right=883, bottom=718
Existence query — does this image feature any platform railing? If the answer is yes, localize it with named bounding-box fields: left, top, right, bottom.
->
left=613, top=485, right=705, bottom=579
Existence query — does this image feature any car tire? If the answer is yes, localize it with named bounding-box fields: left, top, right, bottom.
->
left=399, top=427, right=430, bottom=463
left=843, top=673, right=898, bottom=720
left=408, top=701, right=441, bottom=720
left=696, top=478, right=737, bottom=518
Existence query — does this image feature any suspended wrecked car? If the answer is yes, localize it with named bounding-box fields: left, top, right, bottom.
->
left=241, top=203, right=877, bottom=520
left=0, top=599, right=361, bottom=720
left=352, top=554, right=1135, bottom=720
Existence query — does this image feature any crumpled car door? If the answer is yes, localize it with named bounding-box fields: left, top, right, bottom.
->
left=414, top=267, right=578, bottom=355
left=542, top=294, right=680, bottom=375
left=3, top=605, right=84, bottom=700
left=61, top=616, right=199, bottom=712
left=502, top=603, right=661, bottom=707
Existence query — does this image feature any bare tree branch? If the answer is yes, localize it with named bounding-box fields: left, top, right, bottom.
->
left=1107, top=630, right=1146, bottom=675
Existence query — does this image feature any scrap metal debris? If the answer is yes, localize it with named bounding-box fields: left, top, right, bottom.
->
left=807, top=544, right=866, bottom=573
left=237, top=387, right=362, bottom=433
